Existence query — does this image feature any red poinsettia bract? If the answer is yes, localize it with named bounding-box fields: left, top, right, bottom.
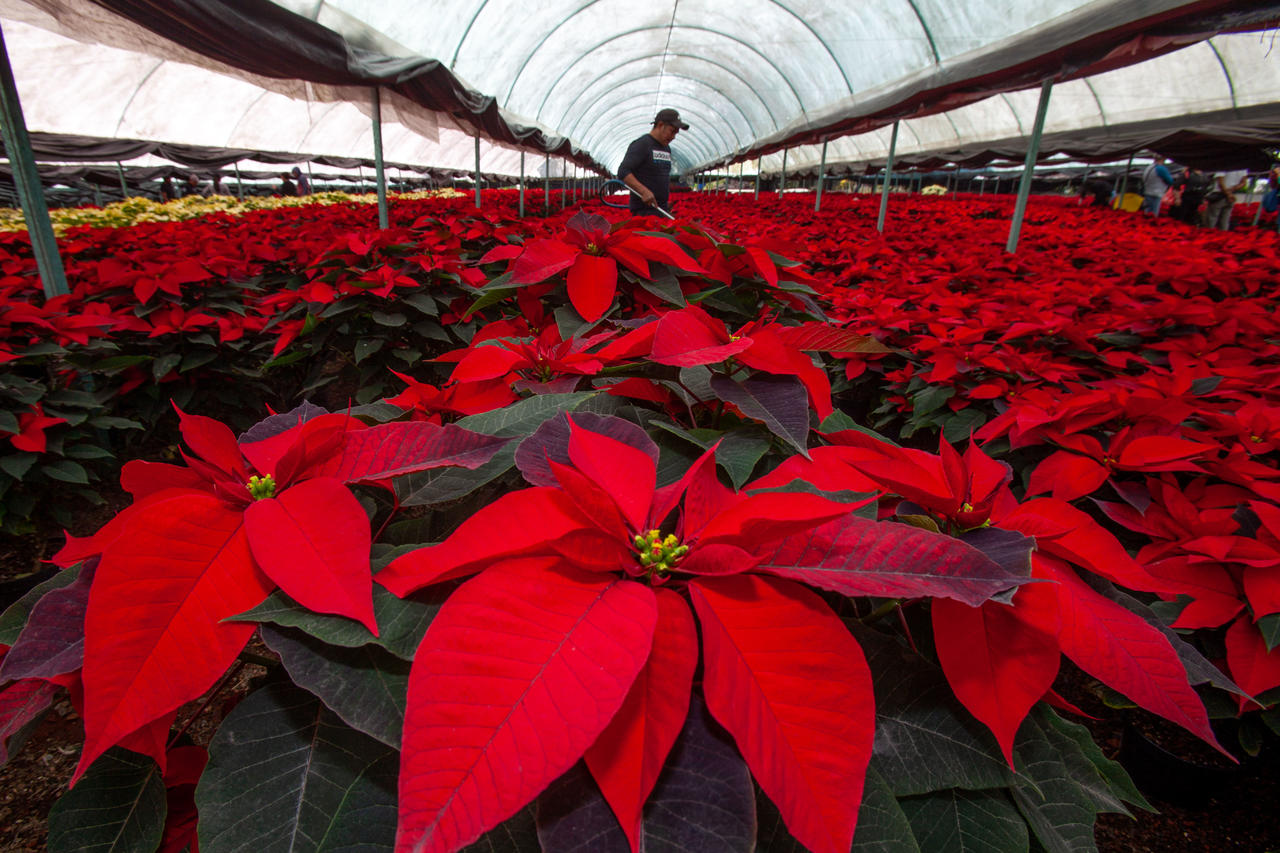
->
left=54, top=406, right=508, bottom=782
left=379, top=422, right=880, bottom=853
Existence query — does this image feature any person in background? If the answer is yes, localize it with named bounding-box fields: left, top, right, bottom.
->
left=182, top=173, right=210, bottom=198
left=618, top=108, right=688, bottom=216
left=291, top=166, right=311, bottom=196
left=278, top=172, right=297, bottom=197
left=159, top=175, right=177, bottom=202
left=1205, top=168, right=1249, bottom=231
left=1139, top=155, right=1175, bottom=216
left=1079, top=175, right=1112, bottom=208
left=1171, top=167, right=1212, bottom=226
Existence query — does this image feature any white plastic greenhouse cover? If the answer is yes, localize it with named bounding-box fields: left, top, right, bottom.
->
left=1, top=0, right=1277, bottom=177
left=755, top=29, right=1280, bottom=176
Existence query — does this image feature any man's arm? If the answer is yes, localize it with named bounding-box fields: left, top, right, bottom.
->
left=1156, top=164, right=1174, bottom=185
left=622, top=173, right=656, bottom=207
left=617, top=139, right=656, bottom=207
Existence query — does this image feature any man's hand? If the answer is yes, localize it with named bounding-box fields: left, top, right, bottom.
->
left=623, top=175, right=656, bottom=207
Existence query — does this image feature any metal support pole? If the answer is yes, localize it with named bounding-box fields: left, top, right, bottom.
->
left=544, top=154, right=550, bottom=210
left=93, top=185, right=102, bottom=207
left=815, top=139, right=828, bottom=212
left=519, top=151, right=525, bottom=218
left=306, top=161, right=315, bottom=195
left=370, top=88, right=389, bottom=228
left=473, top=134, right=481, bottom=210
left=877, top=120, right=900, bottom=233
left=1006, top=79, right=1054, bottom=254
left=116, top=162, right=128, bottom=199
left=754, top=162, right=761, bottom=200
left=0, top=21, right=67, bottom=297
left=1116, top=152, right=1135, bottom=209
left=1252, top=180, right=1264, bottom=228
left=779, top=148, right=788, bottom=196
left=234, top=162, right=244, bottom=201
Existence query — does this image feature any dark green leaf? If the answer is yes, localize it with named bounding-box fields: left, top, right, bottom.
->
left=1037, top=707, right=1150, bottom=814
left=715, top=431, right=771, bottom=489
left=47, top=748, right=165, bottom=853
left=709, top=374, right=811, bottom=456
left=461, top=806, right=539, bottom=853
left=261, top=625, right=409, bottom=749
left=1259, top=613, right=1280, bottom=652
left=853, top=624, right=1011, bottom=795
left=0, top=411, right=18, bottom=434
left=42, top=459, right=90, bottom=485
left=899, top=789, right=1028, bottom=853
left=196, top=684, right=398, bottom=852
left=88, top=416, right=143, bottom=431
left=233, top=582, right=445, bottom=661
left=911, top=384, right=954, bottom=418
left=0, top=453, right=37, bottom=480
left=64, top=444, right=115, bottom=461
left=179, top=350, right=221, bottom=373
left=636, top=267, right=687, bottom=308
left=152, top=353, right=182, bottom=380
left=401, top=292, right=438, bottom=317
left=371, top=311, right=407, bottom=327
left=355, top=338, right=385, bottom=364
left=456, top=392, right=599, bottom=437
left=757, top=767, right=921, bottom=853
left=44, top=389, right=100, bottom=409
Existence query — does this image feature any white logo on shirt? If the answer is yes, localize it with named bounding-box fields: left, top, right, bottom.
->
left=652, top=151, right=672, bottom=163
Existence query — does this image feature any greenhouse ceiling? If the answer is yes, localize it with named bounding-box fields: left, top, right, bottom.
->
left=1, top=0, right=1278, bottom=177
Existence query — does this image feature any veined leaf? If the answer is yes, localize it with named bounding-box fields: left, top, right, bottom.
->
left=398, top=562, right=657, bottom=853
left=0, top=559, right=95, bottom=682
left=48, top=748, right=166, bottom=853
left=898, top=789, right=1028, bottom=853
left=690, top=574, right=874, bottom=853
left=709, top=374, right=811, bottom=457
left=196, top=684, right=398, bottom=852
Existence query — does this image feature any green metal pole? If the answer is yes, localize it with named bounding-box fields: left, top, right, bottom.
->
left=779, top=148, right=787, bottom=196
left=1116, top=152, right=1135, bottom=209
left=1006, top=79, right=1054, bottom=254
left=877, top=120, right=900, bottom=233
left=0, top=22, right=68, bottom=298
left=519, top=150, right=525, bottom=218
left=116, top=162, right=128, bottom=199
left=234, top=162, right=244, bottom=201
left=815, top=139, right=828, bottom=212
left=473, top=134, right=481, bottom=210
left=371, top=88, right=388, bottom=228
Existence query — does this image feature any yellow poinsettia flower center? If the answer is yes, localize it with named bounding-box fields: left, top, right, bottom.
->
left=247, top=474, right=277, bottom=500
left=633, top=529, right=689, bottom=578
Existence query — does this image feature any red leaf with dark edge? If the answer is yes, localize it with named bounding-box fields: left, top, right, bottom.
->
left=649, top=307, right=751, bottom=367
left=175, top=407, right=246, bottom=478
left=689, top=574, right=874, bottom=853
left=397, top=561, right=657, bottom=853
left=237, top=413, right=353, bottom=480
left=1225, top=615, right=1280, bottom=713
left=755, top=513, right=1028, bottom=606
left=307, top=422, right=510, bottom=484
left=567, top=420, right=655, bottom=534
left=584, top=589, right=697, bottom=852
left=244, top=477, right=377, bottom=635
left=78, top=494, right=272, bottom=782
left=567, top=254, right=618, bottom=323
left=0, top=678, right=60, bottom=765
left=237, top=401, right=329, bottom=445
left=774, top=323, right=888, bottom=353
left=515, top=413, right=659, bottom=488
left=119, top=460, right=206, bottom=500
left=377, top=489, right=592, bottom=596
left=0, top=560, right=95, bottom=682
left=932, top=580, right=1061, bottom=766
left=512, top=238, right=579, bottom=283
left=1037, top=554, right=1228, bottom=756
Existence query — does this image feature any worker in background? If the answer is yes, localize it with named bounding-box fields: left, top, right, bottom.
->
left=1205, top=168, right=1249, bottom=231
left=182, top=173, right=210, bottom=198
left=618, top=108, right=688, bottom=216
left=291, top=166, right=311, bottom=196
left=1139, top=155, right=1174, bottom=217
left=159, top=175, right=177, bottom=202
left=277, top=172, right=297, bottom=197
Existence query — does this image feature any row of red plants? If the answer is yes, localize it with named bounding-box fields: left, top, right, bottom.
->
left=0, top=188, right=1277, bottom=853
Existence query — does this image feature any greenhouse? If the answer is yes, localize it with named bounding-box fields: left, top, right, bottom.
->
left=1, top=1, right=1279, bottom=852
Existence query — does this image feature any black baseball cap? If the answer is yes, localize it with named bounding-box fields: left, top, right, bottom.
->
left=654, top=109, right=689, bottom=129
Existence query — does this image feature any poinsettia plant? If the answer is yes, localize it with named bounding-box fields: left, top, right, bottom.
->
left=1, top=188, right=1277, bottom=853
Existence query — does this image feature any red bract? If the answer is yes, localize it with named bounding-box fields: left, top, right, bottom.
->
left=510, top=211, right=704, bottom=322
left=55, top=406, right=509, bottom=783
left=9, top=404, right=65, bottom=453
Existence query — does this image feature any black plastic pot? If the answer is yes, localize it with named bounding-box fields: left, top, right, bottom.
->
left=1118, top=722, right=1241, bottom=808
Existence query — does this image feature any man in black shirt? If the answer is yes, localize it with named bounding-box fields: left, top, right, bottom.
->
left=618, top=108, right=688, bottom=216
